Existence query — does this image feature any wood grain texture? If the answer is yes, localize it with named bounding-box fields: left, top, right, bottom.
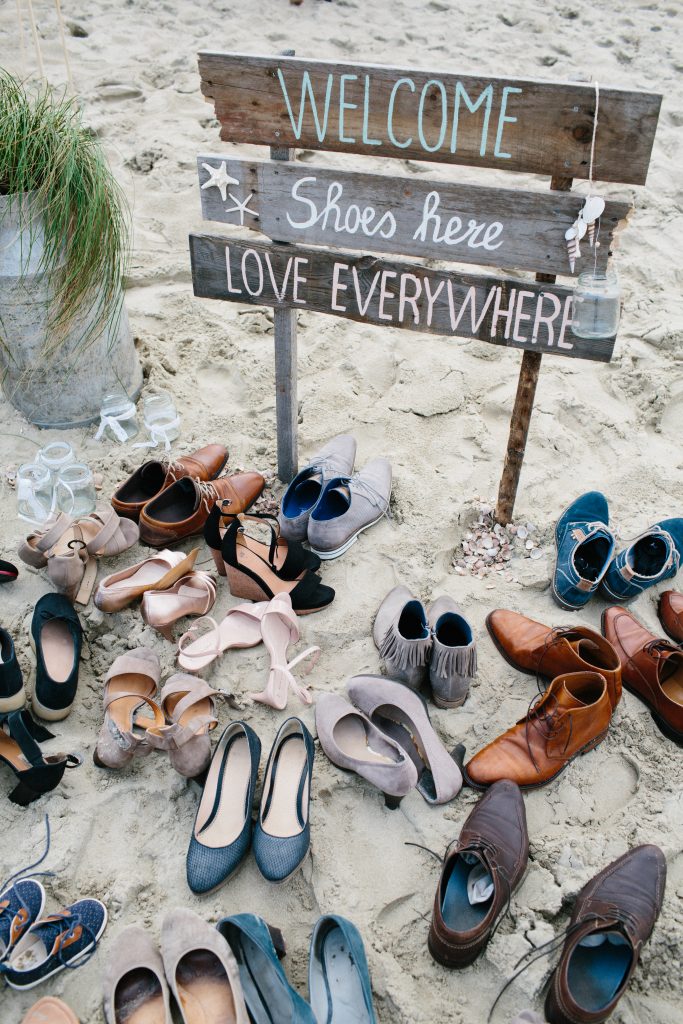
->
left=189, top=233, right=615, bottom=362
left=197, top=156, right=630, bottom=276
left=198, top=52, right=661, bottom=185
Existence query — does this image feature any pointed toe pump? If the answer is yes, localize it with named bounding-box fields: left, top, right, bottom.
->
left=217, top=913, right=316, bottom=1024
left=0, top=709, right=80, bottom=805
left=253, top=718, right=315, bottom=883
left=315, top=693, right=418, bottom=809
left=205, top=506, right=321, bottom=579
left=250, top=594, right=321, bottom=710
left=186, top=722, right=261, bottom=894
left=347, top=675, right=462, bottom=805
left=222, top=518, right=334, bottom=614
left=309, top=916, right=377, bottom=1023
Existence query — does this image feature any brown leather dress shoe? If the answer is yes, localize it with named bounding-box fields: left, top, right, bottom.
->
left=486, top=609, right=622, bottom=710
left=112, top=445, right=229, bottom=521
left=428, top=780, right=528, bottom=968
left=602, top=606, right=683, bottom=742
left=659, top=589, right=683, bottom=643
left=139, top=473, right=264, bottom=547
left=545, top=845, right=666, bottom=1024
left=464, top=671, right=612, bottom=790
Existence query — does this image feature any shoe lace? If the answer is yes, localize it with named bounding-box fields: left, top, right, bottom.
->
left=523, top=690, right=572, bottom=774
left=197, top=480, right=222, bottom=516
left=164, top=459, right=189, bottom=483
left=0, top=816, right=53, bottom=946
left=643, top=638, right=679, bottom=659
left=533, top=626, right=577, bottom=695
left=28, top=909, right=100, bottom=971
left=487, top=909, right=635, bottom=1022
left=341, top=473, right=391, bottom=520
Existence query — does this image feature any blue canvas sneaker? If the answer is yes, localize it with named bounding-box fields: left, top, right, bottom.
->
left=0, top=879, right=45, bottom=962
left=600, top=519, right=683, bottom=602
left=0, top=897, right=107, bottom=990
left=552, top=492, right=615, bottom=610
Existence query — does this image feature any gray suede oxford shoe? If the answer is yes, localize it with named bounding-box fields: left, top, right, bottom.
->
left=279, top=435, right=357, bottom=542
left=307, top=458, right=392, bottom=560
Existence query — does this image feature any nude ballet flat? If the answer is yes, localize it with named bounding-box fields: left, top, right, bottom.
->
left=176, top=603, right=268, bottom=673
left=22, top=997, right=79, bottom=1024
left=141, top=571, right=217, bottom=641
left=103, top=925, right=171, bottom=1024
left=94, top=548, right=199, bottom=613
left=249, top=593, right=320, bottom=710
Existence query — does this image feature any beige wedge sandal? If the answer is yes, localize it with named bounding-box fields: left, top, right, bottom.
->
left=141, top=572, right=216, bottom=641
left=176, top=603, right=268, bottom=673
left=94, top=648, right=165, bottom=769
left=94, top=548, right=199, bottom=613
left=153, top=674, right=225, bottom=778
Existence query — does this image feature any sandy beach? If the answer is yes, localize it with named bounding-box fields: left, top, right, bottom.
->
left=0, top=1, right=682, bottom=1022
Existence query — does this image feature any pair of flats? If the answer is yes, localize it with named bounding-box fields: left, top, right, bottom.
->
left=103, top=909, right=376, bottom=1024
left=0, top=827, right=106, bottom=991
left=1, top=593, right=82, bottom=722
left=279, top=434, right=392, bottom=560
left=178, top=591, right=320, bottom=711
left=94, top=648, right=226, bottom=776
left=553, top=491, right=683, bottom=609
left=18, top=507, right=139, bottom=604
left=374, top=585, right=477, bottom=707
left=187, top=716, right=314, bottom=890
left=316, top=675, right=462, bottom=808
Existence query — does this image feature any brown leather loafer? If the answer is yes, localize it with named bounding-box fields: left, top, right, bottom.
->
left=545, top=845, right=666, bottom=1024
left=659, top=589, right=683, bottom=643
left=428, top=779, right=528, bottom=968
left=112, top=444, right=229, bottom=521
left=602, top=606, right=683, bottom=742
left=464, top=671, right=612, bottom=790
left=486, top=609, right=622, bottom=710
left=139, top=473, right=264, bottom=547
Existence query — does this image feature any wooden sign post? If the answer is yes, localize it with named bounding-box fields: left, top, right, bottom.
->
left=191, top=52, right=661, bottom=522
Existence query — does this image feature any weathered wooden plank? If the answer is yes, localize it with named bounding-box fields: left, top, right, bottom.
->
left=197, top=156, right=630, bottom=277
left=189, top=233, right=615, bottom=363
left=198, top=52, right=661, bottom=185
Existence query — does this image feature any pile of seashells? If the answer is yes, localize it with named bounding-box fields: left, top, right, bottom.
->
left=453, top=498, right=544, bottom=582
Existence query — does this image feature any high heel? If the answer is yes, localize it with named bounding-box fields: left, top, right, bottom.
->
left=204, top=505, right=321, bottom=580
left=141, top=571, right=216, bottom=641
left=249, top=593, right=320, bottom=710
left=95, top=548, right=199, bottom=613
left=94, top=649, right=164, bottom=769
left=176, top=603, right=268, bottom=673
left=224, top=518, right=334, bottom=615
left=0, top=710, right=81, bottom=805
left=154, top=674, right=225, bottom=778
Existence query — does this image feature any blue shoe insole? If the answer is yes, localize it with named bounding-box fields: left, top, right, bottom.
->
left=567, top=933, right=632, bottom=1013
left=283, top=473, right=323, bottom=517
left=235, top=932, right=294, bottom=1024
left=575, top=536, right=611, bottom=581
left=441, top=857, right=493, bottom=932
left=320, top=926, right=371, bottom=1024
left=314, top=485, right=350, bottom=522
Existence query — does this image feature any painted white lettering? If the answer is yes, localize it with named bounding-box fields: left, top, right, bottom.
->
left=398, top=273, right=422, bottom=325
left=482, top=222, right=504, bottom=249
left=292, top=257, right=308, bottom=304
left=413, top=191, right=505, bottom=252
left=287, top=176, right=321, bottom=229
left=362, top=75, right=381, bottom=146
left=558, top=295, right=574, bottom=348
left=339, top=74, right=358, bottom=144
left=494, top=86, right=522, bottom=159
left=423, top=277, right=445, bottom=327
left=331, top=262, right=348, bottom=311
left=387, top=77, right=415, bottom=148
left=345, top=203, right=361, bottom=234
left=263, top=252, right=294, bottom=302
left=490, top=287, right=518, bottom=339
left=225, top=248, right=242, bottom=295
left=452, top=83, right=493, bottom=155
left=351, top=266, right=381, bottom=316
left=287, top=178, right=397, bottom=240
left=512, top=290, right=535, bottom=343
left=418, top=79, right=448, bottom=153
left=241, top=249, right=264, bottom=297
left=378, top=270, right=397, bottom=321
left=532, top=292, right=561, bottom=346
left=277, top=69, right=334, bottom=142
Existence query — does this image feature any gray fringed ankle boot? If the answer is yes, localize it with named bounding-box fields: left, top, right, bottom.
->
left=428, top=596, right=477, bottom=707
left=372, top=585, right=432, bottom=690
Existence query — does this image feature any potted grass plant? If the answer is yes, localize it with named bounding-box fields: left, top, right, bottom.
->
left=0, top=69, right=141, bottom=427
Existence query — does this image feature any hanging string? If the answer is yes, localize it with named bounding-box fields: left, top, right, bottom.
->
left=588, top=80, right=600, bottom=190
left=54, top=0, right=74, bottom=90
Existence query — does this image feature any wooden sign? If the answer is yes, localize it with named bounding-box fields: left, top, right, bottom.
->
left=197, top=156, right=630, bottom=277
left=199, top=52, right=662, bottom=185
left=192, top=50, right=661, bottom=523
left=190, top=235, right=614, bottom=363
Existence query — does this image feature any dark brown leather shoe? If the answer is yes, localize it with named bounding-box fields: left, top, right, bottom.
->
left=464, top=671, right=612, bottom=790
left=112, top=444, right=229, bottom=521
left=139, top=473, right=264, bottom=547
left=486, top=609, right=622, bottom=710
left=428, top=780, right=528, bottom=968
left=545, top=845, right=666, bottom=1024
left=602, top=606, right=683, bottom=742
left=659, top=589, right=683, bottom=643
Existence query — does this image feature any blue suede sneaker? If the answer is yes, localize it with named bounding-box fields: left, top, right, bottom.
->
left=552, top=492, right=615, bottom=610
left=0, top=897, right=107, bottom=990
left=309, top=915, right=377, bottom=1023
left=217, top=913, right=316, bottom=1023
left=600, top=519, right=683, bottom=602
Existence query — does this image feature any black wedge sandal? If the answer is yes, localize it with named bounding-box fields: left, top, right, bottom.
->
left=204, top=505, right=321, bottom=580
left=0, top=710, right=81, bottom=806
left=222, top=517, right=334, bottom=614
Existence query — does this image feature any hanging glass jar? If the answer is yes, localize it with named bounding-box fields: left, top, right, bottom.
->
left=572, top=267, right=621, bottom=340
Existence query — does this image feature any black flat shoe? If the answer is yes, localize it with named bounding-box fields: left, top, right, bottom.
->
left=0, top=559, right=18, bottom=584
left=204, top=505, right=321, bottom=580
left=0, top=629, right=25, bottom=713
left=30, top=595, right=83, bottom=722
left=0, top=710, right=80, bottom=806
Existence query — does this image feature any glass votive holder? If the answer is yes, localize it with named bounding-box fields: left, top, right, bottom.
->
left=55, top=463, right=97, bottom=518
left=36, top=440, right=75, bottom=484
left=141, top=389, right=180, bottom=449
left=17, top=462, right=53, bottom=524
left=572, top=268, right=621, bottom=340
left=96, top=389, right=139, bottom=443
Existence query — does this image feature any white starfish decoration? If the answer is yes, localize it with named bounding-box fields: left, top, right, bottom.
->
left=200, top=161, right=239, bottom=202
left=225, top=191, right=259, bottom=225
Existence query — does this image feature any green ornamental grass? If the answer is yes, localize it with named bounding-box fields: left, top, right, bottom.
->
left=0, top=69, right=130, bottom=359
